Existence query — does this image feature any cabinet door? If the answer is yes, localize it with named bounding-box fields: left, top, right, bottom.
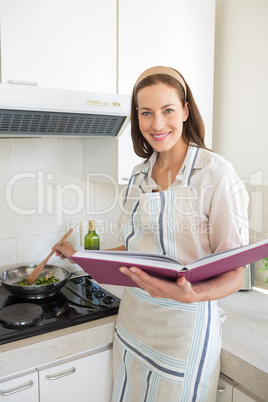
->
left=38, top=346, right=113, bottom=402
left=0, top=371, right=39, bottom=402
left=0, top=0, right=116, bottom=93
left=118, top=0, right=215, bottom=148
left=216, top=374, right=237, bottom=402
left=233, top=384, right=264, bottom=402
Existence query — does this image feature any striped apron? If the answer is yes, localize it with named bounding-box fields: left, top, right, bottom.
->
left=112, top=147, right=222, bottom=402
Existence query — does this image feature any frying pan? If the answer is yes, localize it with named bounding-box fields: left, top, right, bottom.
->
left=0, top=265, right=71, bottom=299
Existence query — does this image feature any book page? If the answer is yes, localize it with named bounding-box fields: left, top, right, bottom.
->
left=74, top=250, right=184, bottom=271
left=187, top=240, right=267, bottom=269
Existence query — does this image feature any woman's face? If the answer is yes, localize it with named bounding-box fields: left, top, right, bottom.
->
left=136, top=83, right=189, bottom=154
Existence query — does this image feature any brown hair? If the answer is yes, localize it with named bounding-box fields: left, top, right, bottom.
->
left=130, top=68, right=208, bottom=159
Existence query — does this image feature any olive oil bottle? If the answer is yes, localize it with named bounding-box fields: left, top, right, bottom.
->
left=84, top=220, right=100, bottom=250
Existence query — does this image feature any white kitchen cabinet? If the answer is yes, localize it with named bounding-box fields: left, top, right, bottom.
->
left=0, top=0, right=117, bottom=93
left=0, top=370, right=39, bottom=402
left=233, top=384, right=265, bottom=402
left=82, top=0, right=216, bottom=183
left=118, top=0, right=215, bottom=148
left=216, top=374, right=265, bottom=402
left=216, top=374, right=237, bottom=402
left=38, top=346, right=113, bottom=402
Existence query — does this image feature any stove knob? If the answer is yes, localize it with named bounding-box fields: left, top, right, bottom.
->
left=73, top=278, right=84, bottom=284
left=94, top=291, right=106, bottom=299
left=102, top=296, right=115, bottom=305
left=87, top=285, right=98, bottom=293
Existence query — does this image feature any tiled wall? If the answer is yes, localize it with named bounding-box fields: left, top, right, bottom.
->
left=0, top=138, right=123, bottom=274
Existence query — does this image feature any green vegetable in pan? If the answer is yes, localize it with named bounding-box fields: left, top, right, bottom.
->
left=17, top=272, right=60, bottom=286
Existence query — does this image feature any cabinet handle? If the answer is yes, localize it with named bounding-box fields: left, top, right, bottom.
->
left=217, top=386, right=226, bottom=393
left=7, top=80, right=38, bottom=86
left=45, top=367, right=76, bottom=380
left=0, top=380, right=33, bottom=396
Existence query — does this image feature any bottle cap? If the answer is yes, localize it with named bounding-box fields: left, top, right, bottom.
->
left=88, top=220, right=95, bottom=230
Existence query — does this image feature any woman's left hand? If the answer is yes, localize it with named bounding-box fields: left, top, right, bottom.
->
left=119, top=266, right=196, bottom=304
left=119, top=265, right=245, bottom=303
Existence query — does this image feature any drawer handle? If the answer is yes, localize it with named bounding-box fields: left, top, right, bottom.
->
left=45, top=367, right=76, bottom=380
left=0, top=380, right=33, bottom=396
left=217, top=386, right=226, bottom=393
left=7, top=80, right=38, bottom=86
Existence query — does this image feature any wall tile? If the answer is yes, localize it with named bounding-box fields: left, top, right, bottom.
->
left=93, top=180, right=121, bottom=215
left=0, top=239, right=17, bottom=272
left=16, top=233, right=60, bottom=267
left=8, top=179, right=58, bottom=237
left=13, top=138, right=57, bottom=177
left=91, top=181, right=124, bottom=249
left=54, top=179, right=88, bottom=232
left=0, top=184, right=17, bottom=239
left=56, top=138, right=82, bottom=180
left=0, top=139, right=14, bottom=185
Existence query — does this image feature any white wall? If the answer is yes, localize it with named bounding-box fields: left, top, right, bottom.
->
left=213, top=0, right=268, bottom=182
left=213, top=0, right=268, bottom=282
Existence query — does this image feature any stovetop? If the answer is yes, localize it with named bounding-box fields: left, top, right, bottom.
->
left=0, top=275, right=120, bottom=345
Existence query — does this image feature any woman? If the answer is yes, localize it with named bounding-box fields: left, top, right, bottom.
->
left=54, top=66, right=249, bottom=401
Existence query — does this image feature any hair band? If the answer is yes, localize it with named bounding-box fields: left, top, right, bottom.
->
left=134, top=66, right=187, bottom=99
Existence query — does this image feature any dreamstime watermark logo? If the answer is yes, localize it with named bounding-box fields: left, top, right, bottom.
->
left=4, top=169, right=264, bottom=234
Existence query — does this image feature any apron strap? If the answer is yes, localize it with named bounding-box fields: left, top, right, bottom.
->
left=181, top=147, right=199, bottom=188
left=124, top=167, right=147, bottom=204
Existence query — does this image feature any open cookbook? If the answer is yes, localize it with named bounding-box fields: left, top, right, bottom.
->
left=71, top=239, right=268, bottom=287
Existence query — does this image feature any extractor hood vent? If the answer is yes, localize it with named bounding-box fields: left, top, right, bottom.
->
left=0, top=109, right=125, bottom=137
left=0, top=84, right=130, bottom=138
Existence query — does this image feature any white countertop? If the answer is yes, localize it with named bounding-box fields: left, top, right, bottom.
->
left=218, top=288, right=268, bottom=401
left=0, top=285, right=267, bottom=400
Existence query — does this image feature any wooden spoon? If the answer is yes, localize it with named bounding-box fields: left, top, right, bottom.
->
left=27, top=228, right=73, bottom=285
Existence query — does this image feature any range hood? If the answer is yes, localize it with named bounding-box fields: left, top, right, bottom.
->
left=0, top=84, right=130, bottom=138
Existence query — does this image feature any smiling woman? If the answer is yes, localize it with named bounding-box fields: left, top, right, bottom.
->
left=136, top=84, right=189, bottom=191
left=110, top=66, right=248, bottom=402
left=55, top=66, right=249, bottom=402
left=130, top=67, right=206, bottom=160
left=137, top=84, right=188, bottom=148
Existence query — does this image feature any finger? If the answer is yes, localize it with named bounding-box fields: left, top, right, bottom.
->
left=176, top=276, right=186, bottom=286
left=128, top=267, right=170, bottom=289
left=119, top=266, right=171, bottom=294
left=119, top=266, right=147, bottom=289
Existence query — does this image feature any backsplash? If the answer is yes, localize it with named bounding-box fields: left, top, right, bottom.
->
left=0, top=138, right=267, bottom=284
left=0, top=138, right=123, bottom=273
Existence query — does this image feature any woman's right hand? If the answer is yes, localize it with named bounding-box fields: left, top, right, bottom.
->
left=53, top=241, right=77, bottom=263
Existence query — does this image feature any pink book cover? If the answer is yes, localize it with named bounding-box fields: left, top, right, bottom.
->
left=71, top=239, right=268, bottom=287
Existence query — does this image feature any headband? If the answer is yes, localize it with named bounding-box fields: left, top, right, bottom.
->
left=134, top=66, right=187, bottom=99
